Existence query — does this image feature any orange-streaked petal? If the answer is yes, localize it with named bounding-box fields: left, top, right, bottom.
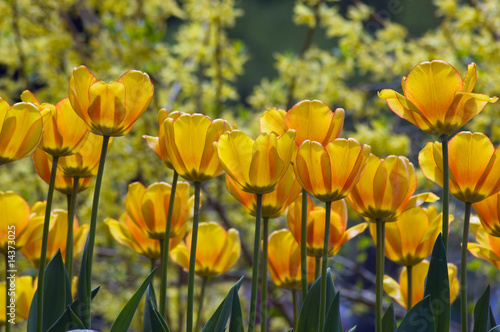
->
left=259, top=107, right=287, bottom=136
left=285, top=100, right=334, bottom=146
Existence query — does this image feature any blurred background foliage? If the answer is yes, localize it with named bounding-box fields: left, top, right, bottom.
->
left=1, top=0, right=499, bottom=330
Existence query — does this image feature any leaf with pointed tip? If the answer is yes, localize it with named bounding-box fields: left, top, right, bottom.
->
left=109, top=268, right=157, bottom=332
left=396, top=296, right=435, bottom=332
left=423, top=234, right=449, bottom=332
left=201, top=277, right=244, bottom=332
left=490, top=307, right=497, bottom=328
left=143, top=285, right=169, bottom=332
left=382, top=303, right=397, bottom=332
left=323, top=291, right=342, bottom=332
left=473, top=285, right=491, bottom=332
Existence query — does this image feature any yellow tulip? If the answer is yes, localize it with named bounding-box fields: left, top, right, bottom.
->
left=163, top=113, right=234, bottom=183
left=0, top=191, right=44, bottom=254
left=1, top=276, right=36, bottom=324
left=0, top=98, right=50, bottom=165
left=125, top=182, right=193, bottom=240
left=143, top=109, right=182, bottom=169
left=383, top=260, right=459, bottom=310
left=170, top=222, right=240, bottom=278
left=347, top=154, right=438, bottom=222
left=225, top=166, right=302, bottom=218
left=216, top=130, right=296, bottom=194
left=106, top=212, right=184, bottom=260
left=33, top=149, right=93, bottom=195
left=473, top=192, right=500, bottom=237
left=21, top=91, right=89, bottom=156
left=294, top=138, right=371, bottom=202
left=468, top=218, right=500, bottom=270
left=379, top=61, right=498, bottom=136
left=68, top=65, right=154, bottom=136
left=419, top=132, right=500, bottom=203
left=21, top=206, right=89, bottom=268
left=260, top=100, right=344, bottom=146
left=267, top=229, right=316, bottom=290
left=57, top=132, right=112, bottom=178
left=370, top=206, right=452, bottom=266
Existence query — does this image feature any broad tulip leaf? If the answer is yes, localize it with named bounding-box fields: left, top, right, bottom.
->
left=490, top=307, right=497, bottom=328
left=109, top=268, right=157, bottom=332
left=382, top=303, right=396, bottom=332
left=323, top=291, right=342, bottom=332
left=396, top=296, right=435, bottom=332
left=296, top=268, right=336, bottom=332
left=143, top=285, right=169, bottom=332
left=201, top=277, right=244, bottom=332
left=76, top=237, right=93, bottom=327
left=423, top=234, right=449, bottom=332
left=473, top=285, right=491, bottom=332
left=27, top=251, right=72, bottom=332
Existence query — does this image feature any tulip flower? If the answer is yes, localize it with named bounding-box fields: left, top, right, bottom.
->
left=1, top=276, right=36, bottom=325
left=288, top=194, right=367, bottom=260
left=468, top=218, right=500, bottom=270
left=259, top=100, right=344, bottom=146
left=379, top=61, right=498, bottom=137
left=125, top=181, right=193, bottom=240
left=225, top=166, right=302, bottom=218
left=473, top=192, right=500, bottom=237
left=21, top=207, right=88, bottom=268
left=21, top=91, right=89, bottom=156
left=369, top=206, right=452, bottom=267
left=383, top=260, right=459, bottom=310
left=267, top=229, right=316, bottom=328
left=0, top=98, right=50, bottom=165
left=68, top=65, right=154, bottom=136
left=106, top=212, right=185, bottom=261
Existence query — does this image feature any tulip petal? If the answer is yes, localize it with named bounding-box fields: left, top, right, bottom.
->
left=195, top=223, right=227, bottom=273
left=170, top=243, right=190, bottom=271
left=463, top=63, right=477, bottom=93
left=87, top=81, right=126, bottom=135
left=259, top=107, right=287, bottom=135
left=419, top=142, right=444, bottom=187
left=322, top=108, right=345, bottom=144
left=125, top=182, right=147, bottom=228
left=68, top=66, right=97, bottom=124
left=383, top=275, right=406, bottom=308
left=249, top=133, right=283, bottom=194
left=285, top=100, right=334, bottom=146
left=214, top=228, right=241, bottom=275
left=216, top=130, right=253, bottom=190
left=0, top=98, right=9, bottom=127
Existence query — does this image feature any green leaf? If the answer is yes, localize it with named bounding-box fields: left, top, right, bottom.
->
left=396, top=296, right=435, bottom=332
left=346, top=327, right=357, bottom=332
left=27, top=251, right=72, bottom=332
left=423, top=234, right=449, bottom=332
left=473, top=285, right=491, bottom=332
left=201, top=276, right=244, bottom=332
left=143, top=285, right=169, bottom=332
left=490, top=307, right=497, bottom=328
left=109, top=268, right=157, bottom=332
left=75, top=237, right=93, bottom=327
left=382, top=303, right=396, bottom=332
left=489, top=327, right=500, bottom=332
left=323, top=291, right=342, bottom=332
left=296, top=268, right=336, bottom=332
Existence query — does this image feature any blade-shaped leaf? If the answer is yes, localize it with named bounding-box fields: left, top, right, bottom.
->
left=201, top=277, right=244, bottom=332
left=489, top=327, right=500, bottom=332
left=382, top=303, right=397, bottom=332
left=143, top=285, right=169, bottom=332
left=473, top=285, right=491, bottom=332
left=76, top=237, right=93, bottom=327
left=109, top=268, right=157, bottom=332
left=490, top=307, right=497, bottom=328
left=297, top=268, right=336, bottom=332
left=323, top=291, right=342, bottom=332
left=346, top=327, right=357, bottom=332
left=396, top=296, right=435, bottom=332
left=423, top=234, right=449, bottom=332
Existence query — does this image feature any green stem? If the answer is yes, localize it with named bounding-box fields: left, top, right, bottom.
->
left=5, top=253, right=10, bottom=332
left=376, top=220, right=385, bottom=332
left=300, top=189, right=308, bottom=302
left=319, top=200, right=332, bottom=332
left=65, top=177, right=79, bottom=280
left=262, top=217, right=269, bottom=332
left=195, top=277, right=208, bottom=332
left=441, top=135, right=450, bottom=251
left=150, top=258, right=156, bottom=272
left=36, top=155, right=59, bottom=332
left=248, top=193, right=263, bottom=332
left=315, top=255, right=321, bottom=280
left=160, top=171, right=178, bottom=318
left=186, top=182, right=202, bottom=332
left=292, top=289, right=298, bottom=331
left=407, top=265, right=412, bottom=311
left=82, top=135, right=110, bottom=327
left=461, top=202, right=472, bottom=332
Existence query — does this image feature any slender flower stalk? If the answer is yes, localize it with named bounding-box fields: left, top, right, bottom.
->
left=318, top=200, right=332, bottom=332
left=300, top=189, right=308, bottom=301
left=375, top=219, right=385, bottom=332
left=441, top=135, right=450, bottom=251
left=248, top=194, right=263, bottom=332
left=262, top=217, right=269, bottom=332
left=292, top=289, right=298, bottom=330
left=195, top=277, right=208, bottom=332
left=186, top=182, right=202, bottom=332
left=461, top=202, right=472, bottom=332
left=160, top=171, right=178, bottom=318
left=315, top=256, right=321, bottom=280
left=406, top=265, right=412, bottom=311
left=36, top=155, right=59, bottom=332
left=65, top=177, right=79, bottom=279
